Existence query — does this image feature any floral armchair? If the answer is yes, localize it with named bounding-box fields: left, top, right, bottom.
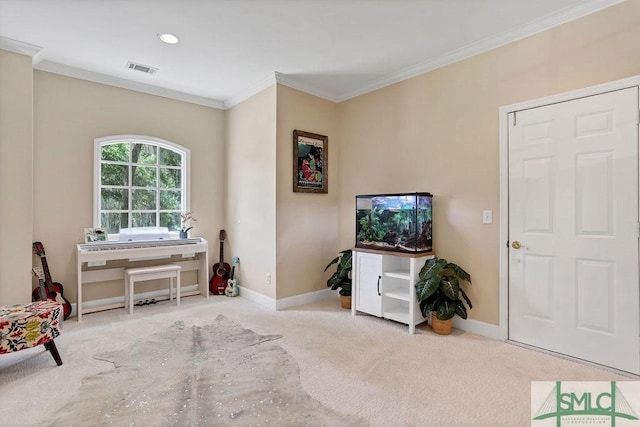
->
left=0, top=300, right=63, bottom=366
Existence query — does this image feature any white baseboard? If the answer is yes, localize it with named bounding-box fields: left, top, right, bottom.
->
left=238, top=286, right=334, bottom=311
left=70, top=284, right=199, bottom=316
left=275, top=288, right=334, bottom=310
left=451, top=316, right=502, bottom=340
left=238, top=286, right=276, bottom=310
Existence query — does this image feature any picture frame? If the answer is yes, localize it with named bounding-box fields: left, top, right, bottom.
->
left=293, top=129, right=328, bottom=193
left=85, top=227, right=107, bottom=243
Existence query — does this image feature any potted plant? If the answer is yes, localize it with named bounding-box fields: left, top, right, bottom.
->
left=179, top=211, right=197, bottom=238
left=324, top=249, right=352, bottom=309
left=415, top=257, right=472, bottom=335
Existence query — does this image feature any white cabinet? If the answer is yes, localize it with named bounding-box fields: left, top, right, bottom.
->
left=353, top=251, right=383, bottom=317
left=352, top=249, right=434, bottom=334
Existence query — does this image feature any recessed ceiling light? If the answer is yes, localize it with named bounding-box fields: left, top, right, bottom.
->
left=158, top=33, right=179, bottom=44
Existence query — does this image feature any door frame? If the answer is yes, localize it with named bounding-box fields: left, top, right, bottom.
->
left=498, top=75, right=640, bottom=341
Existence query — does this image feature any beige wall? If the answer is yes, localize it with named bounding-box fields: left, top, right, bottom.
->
left=2, top=0, right=639, bottom=319
left=225, top=86, right=277, bottom=299
left=275, top=85, right=339, bottom=299
left=33, top=71, right=225, bottom=303
left=0, top=50, right=33, bottom=305
left=337, top=0, right=640, bottom=325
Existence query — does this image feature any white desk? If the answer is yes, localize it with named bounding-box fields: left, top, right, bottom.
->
left=76, top=238, right=209, bottom=321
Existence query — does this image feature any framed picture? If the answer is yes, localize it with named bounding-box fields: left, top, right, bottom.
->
left=293, top=129, right=328, bottom=193
left=85, top=227, right=107, bottom=243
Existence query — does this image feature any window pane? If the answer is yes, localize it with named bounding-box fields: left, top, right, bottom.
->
left=132, top=143, right=157, bottom=165
left=160, top=212, right=181, bottom=231
left=132, top=212, right=156, bottom=228
left=101, top=143, right=129, bottom=162
left=159, top=190, right=181, bottom=210
left=132, top=189, right=156, bottom=210
left=101, top=212, right=128, bottom=234
left=160, top=147, right=181, bottom=167
left=101, top=164, right=129, bottom=186
left=96, top=138, right=188, bottom=237
left=159, top=168, right=181, bottom=188
left=101, top=188, right=128, bottom=210
left=132, top=166, right=157, bottom=187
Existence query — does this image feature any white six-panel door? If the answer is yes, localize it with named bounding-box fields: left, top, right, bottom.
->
left=508, top=87, right=640, bottom=374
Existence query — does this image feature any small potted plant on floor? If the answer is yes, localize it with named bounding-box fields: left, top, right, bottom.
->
left=324, top=249, right=352, bottom=309
left=415, top=257, right=472, bottom=335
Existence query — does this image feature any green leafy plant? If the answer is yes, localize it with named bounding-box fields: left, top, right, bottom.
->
left=415, top=257, right=472, bottom=321
left=323, top=249, right=352, bottom=296
left=357, top=207, right=386, bottom=242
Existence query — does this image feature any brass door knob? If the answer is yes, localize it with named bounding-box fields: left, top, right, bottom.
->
left=512, top=241, right=522, bottom=249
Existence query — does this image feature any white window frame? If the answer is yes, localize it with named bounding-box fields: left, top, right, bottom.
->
left=94, top=135, right=191, bottom=238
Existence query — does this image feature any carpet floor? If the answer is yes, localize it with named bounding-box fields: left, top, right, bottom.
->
left=0, top=295, right=632, bottom=426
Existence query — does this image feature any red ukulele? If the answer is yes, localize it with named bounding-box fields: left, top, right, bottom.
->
left=209, top=230, right=231, bottom=295
left=32, top=241, right=72, bottom=319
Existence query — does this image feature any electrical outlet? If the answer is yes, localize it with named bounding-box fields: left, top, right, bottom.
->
left=265, top=273, right=271, bottom=285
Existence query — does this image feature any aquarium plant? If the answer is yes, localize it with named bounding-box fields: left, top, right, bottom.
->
left=356, top=207, right=386, bottom=243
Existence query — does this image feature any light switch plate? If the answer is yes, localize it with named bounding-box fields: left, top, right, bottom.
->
left=483, top=210, right=493, bottom=224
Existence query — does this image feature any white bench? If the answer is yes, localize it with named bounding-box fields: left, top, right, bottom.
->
left=124, top=264, right=181, bottom=314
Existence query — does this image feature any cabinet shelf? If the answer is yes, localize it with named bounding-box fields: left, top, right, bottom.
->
left=383, top=309, right=410, bottom=324
left=384, top=270, right=411, bottom=280
left=383, top=288, right=411, bottom=301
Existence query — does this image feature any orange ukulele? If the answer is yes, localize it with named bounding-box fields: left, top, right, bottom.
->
left=209, top=230, right=231, bottom=295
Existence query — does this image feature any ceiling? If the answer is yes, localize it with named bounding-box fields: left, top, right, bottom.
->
left=0, top=0, right=625, bottom=109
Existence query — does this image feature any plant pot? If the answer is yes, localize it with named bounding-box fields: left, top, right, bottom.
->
left=431, top=313, right=452, bottom=335
left=340, top=295, right=351, bottom=309
left=179, top=231, right=188, bottom=239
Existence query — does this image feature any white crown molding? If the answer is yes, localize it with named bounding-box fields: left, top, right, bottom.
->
left=4, top=0, right=625, bottom=109
left=334, top=0, right=627, bottom=102
left=0, top=36, right=44, bottom=64
left=35, top=60, right=225, bottom=109
left=273, top=72, right=340, bottom=103
left=222, top=73, right=278, bottom=109
left=223, top=72, right=340, bottom=107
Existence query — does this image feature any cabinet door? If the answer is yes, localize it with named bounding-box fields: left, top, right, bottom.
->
left=355, top=252, right=382, bottom=317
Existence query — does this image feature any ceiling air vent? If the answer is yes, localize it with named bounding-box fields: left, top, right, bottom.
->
left=125, top=61, right=158, bottom=75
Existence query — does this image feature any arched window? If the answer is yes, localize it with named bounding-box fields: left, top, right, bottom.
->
left=94, top=135, right=190, bottom=237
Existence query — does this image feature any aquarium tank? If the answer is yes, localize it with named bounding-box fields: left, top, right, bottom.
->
left=355, top=192, right=433, bottom=253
